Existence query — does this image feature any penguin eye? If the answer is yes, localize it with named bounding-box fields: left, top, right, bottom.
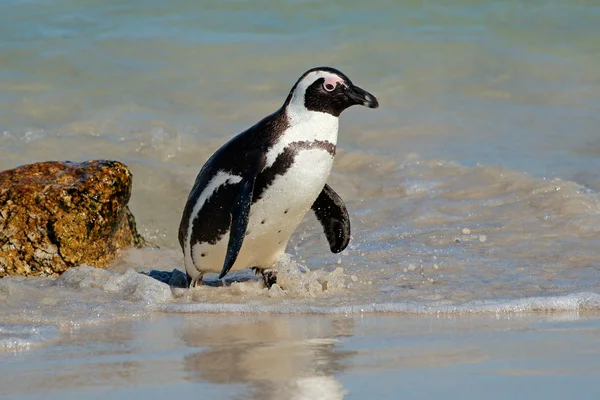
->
left=323, top=82, right=336, bottom=92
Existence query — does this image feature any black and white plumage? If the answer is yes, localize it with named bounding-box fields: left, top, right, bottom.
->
left=178, top=67, right=379, bottom=287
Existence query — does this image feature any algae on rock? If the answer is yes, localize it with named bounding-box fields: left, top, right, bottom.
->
left=0, top=160, right=145, bottom=277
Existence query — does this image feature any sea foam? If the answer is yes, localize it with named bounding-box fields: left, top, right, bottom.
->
left=160, top=292, right=600, bottom=315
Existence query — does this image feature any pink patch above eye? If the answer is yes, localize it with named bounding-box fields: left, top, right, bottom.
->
left=323, top=75, right=344, bottom=90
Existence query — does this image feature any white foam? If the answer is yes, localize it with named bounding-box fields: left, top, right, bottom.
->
left=0, top=324, right=59, bottom=352
left=172, top=254, right=352, bottom=303
left=58, top=265, right=173, bottom=305
left=160, top=292, right=600, bottom=315
left=1, top=255, right=599, bottom=337
left=0, top=265, right=174, bottom=335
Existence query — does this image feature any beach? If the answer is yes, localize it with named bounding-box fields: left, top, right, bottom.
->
left=3, top=312, right=600, bottom=399
left=1, top=0, right=600, bottom=398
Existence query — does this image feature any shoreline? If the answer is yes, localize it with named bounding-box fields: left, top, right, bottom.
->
left=2, top=311, right=600, bottom=399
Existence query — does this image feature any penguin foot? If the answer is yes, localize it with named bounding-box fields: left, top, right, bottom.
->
left=252, top=267, right=278, bottom=289
left=188, top=273, right=204, bottom=288
left=262, top=270, right=278, bottom=289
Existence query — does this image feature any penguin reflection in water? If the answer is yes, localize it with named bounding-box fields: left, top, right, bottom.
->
left=179, top=67, right=379, bottom=288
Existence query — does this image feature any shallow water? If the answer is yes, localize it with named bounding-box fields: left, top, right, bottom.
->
left=2, top=312, right=600, bottom=399
left=1, top=1, right=600, bottom=388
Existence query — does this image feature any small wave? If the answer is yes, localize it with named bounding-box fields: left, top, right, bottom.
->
left=1, top=256, right=599, bottom=329
left=0, top=266, right=171, bottom=330
left=58, top=265, right=172, bottom=305
left=160, top=292, right=600, bottom=315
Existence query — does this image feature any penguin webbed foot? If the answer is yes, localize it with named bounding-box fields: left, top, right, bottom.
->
left=188, top=273, right=205, bottom=288
left=252, top=267, right=278, bottom=289
left=263, top=270, right=278, bottom=289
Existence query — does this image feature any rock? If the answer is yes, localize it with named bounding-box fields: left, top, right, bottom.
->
left=145, top=269, right=189, bottom=288
left=0, top=160, right=145, bottom=277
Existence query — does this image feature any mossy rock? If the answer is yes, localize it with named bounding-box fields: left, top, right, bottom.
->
left=0, top=160, right=145, bottom=277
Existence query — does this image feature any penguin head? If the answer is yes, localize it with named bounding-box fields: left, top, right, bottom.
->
left=284, top=67, right=379, bottom=117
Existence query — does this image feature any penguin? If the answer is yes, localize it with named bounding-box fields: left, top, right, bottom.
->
left=178, top=66, right=379, bottom=288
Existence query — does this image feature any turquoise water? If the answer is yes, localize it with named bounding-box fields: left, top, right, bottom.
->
left=1, top=0, right=599, bottom=173
left=1, top=0, right=600, bottom=336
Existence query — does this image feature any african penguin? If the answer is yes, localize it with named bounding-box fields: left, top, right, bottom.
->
left=178, top=66, right=379, bottom=288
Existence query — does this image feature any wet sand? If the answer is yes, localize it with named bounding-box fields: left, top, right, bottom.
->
left=2, top=312, right=599, bottom=400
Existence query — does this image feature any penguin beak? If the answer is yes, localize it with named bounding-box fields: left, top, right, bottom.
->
left=346, top=85, right=379, bottom=108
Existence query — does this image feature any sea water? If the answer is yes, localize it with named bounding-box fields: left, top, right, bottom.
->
left=1, top=0, right=600, bottom=353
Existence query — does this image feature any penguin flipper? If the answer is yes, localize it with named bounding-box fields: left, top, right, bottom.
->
left=219, top=156, right=261, bottom=279
left=311, top=184, right=351, bottom=253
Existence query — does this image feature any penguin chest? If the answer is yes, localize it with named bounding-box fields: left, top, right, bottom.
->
left=234, top=148, right=335, bottom=269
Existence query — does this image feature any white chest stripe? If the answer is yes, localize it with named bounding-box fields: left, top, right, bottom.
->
left=265, top=111, right=339, bottom=168
left=185, top=171, right=242, bottom=253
